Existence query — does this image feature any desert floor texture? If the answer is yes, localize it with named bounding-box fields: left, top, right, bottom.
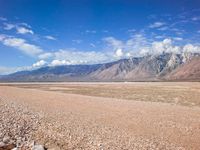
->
left=0, top=82, right=200, bottom=150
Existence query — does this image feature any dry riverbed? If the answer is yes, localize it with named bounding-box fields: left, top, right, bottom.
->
left=0, top=82, right=200, bottom=150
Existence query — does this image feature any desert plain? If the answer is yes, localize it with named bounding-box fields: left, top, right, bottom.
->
left=0, top=82, right=200, bottom=150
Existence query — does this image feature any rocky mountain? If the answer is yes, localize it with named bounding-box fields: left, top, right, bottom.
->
left=0, top=53, right=199, bottom=81
left=90, top=53, right=200, bottom=81
left=165, top=56, right=200, bottom=81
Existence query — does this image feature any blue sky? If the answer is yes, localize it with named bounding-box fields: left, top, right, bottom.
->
left=0, top=0, right=200, bottom=74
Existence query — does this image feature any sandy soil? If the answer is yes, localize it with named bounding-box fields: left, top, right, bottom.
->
left=0, top=82, right=200, bottom=149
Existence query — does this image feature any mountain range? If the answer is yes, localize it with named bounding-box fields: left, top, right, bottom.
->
left=1, top=52, right=200, bottom=82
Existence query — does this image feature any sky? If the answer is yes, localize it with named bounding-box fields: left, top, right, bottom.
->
left=0, top=0, right=200, bottom=74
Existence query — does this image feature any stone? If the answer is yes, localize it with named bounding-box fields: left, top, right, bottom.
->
left=32, top=145, right=45, bottom=150
left=0, top=142, right=5, bottom=147
left=3, top=136, right=10, bottom=143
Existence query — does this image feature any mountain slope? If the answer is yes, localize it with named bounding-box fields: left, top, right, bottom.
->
left=90, top=53, right=192, bottom=81
left=89, top=58, right=143, bottom=80
left=1, top=53, right=199, bottom=81
left=1, top=64, right=102, bottom=81
left=166, top=56, right=200, bottom=81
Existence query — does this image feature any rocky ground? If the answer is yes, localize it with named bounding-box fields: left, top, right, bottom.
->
left=0, top=83, right=200, bottom=150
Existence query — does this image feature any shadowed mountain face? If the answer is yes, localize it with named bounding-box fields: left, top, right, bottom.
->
left=1, top=53, right=200, bottom=81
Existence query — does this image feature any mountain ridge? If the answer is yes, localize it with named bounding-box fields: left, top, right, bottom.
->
left=1, top=53, right=199, bottom=82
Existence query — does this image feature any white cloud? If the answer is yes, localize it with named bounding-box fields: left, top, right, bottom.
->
left=3, top=23, right=15, bottom=30
left=0, top=66, right=33, bottom=75
left=45, top=35, right=56, bottom=40
left=149, top=22, right=166, bottom=28
left=16, top=26, right=34, bottom=34
left=151, top=38, right=181, bottom=54
left=53, top=50, right=110, bottom=64
left=0, top=34, right=6, bottom=41
left=115, top=48, right=123, bottom=57
left=0, top=34, right=43, bottom=57
left=126, top=52, right=131, bottom=57
left=103, top=34, right=149, bottom=57
left=0, top=66, right=16, bottom=75
left=18, top=22, right=31, bottom=28
left=103, top=37, right=123, bottom=49
left=32, top=60, right=47, bottom=67
left=3, top=22, right=34, bottom=34
left=139, top=38, right=200, bottom=55
left=50, top=60, right=72, bottom=66
left=139, top=47, right=150, bottom=56
left=38, top=52, right=53, bottom=59
left=183, top=44, right=200, bottom=53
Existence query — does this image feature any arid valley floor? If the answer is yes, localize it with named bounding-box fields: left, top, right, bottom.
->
left=0, top=82, right=200, bottom=150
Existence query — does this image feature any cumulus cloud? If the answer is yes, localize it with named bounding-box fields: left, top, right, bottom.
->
left=149, top=22, right=166, bottom=28
left=32, top=60, right=47, bottom=67
left=53, top=50, right=110, bottom=64
left=151, top=38, right=181, bottom=54
left=139, top=38, right=200, bottom=55
left=50, top=60, right=71, bottom=66
left=44, top=35, right=56, bottom=40
left=115, top=49, right=123, bottom=57
left=0, top=34, right=43, bottom=57
left=16, top=26, right=34, bottom=34
left=183, top=44, right=200, bottom=53
left=103, top=34, right=148, bottom=57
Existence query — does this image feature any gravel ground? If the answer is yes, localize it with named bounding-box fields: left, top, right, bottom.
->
left=0, top=85, right=200, bottom=150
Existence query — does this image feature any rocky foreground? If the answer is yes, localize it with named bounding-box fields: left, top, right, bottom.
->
left=0, top=85, right=200, bottom=150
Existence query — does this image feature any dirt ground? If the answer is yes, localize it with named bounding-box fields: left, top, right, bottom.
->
left=0, top=82, right=200, bottom=149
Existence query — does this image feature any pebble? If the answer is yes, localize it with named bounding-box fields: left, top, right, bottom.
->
left=32, top=145, right=45, bottom=150
left=3, top=136, right=10, bottom=143
left=0, top=142, right=5, bottom=147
